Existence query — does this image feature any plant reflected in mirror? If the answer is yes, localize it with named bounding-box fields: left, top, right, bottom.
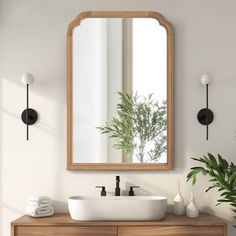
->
left=97, top=92, right=167, bottom=163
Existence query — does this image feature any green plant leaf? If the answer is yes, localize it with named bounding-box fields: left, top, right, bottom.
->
left=187, top=153, right=236, bottom=228
left=205, top=186, right=216, bottom=192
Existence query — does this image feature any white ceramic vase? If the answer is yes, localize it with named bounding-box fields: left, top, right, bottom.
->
left=174, top=192, right=185, bottom=216
left=186, top=192, right=199, bottom=218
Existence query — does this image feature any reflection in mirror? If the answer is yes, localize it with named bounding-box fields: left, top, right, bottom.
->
left=73, top=17, right=167, bottom=164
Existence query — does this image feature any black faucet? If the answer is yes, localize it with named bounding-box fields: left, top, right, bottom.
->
left=115, top=176, right=121, bottom=196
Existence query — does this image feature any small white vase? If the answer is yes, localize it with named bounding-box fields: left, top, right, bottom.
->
left=174, top=192, right=185, bottom=216
left=186, top=192, right=199, bottom=218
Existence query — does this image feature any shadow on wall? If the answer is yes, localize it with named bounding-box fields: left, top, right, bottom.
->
left=52, top=201, right=68, bottom=213
left=0, top=72, right=66, bottom=234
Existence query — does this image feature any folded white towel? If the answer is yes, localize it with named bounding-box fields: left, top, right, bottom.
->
left=28, top=196, right=52, bottom=204
left=28, top=202, right=51, bottom=208
left=36, top=207, right=52, bottom=215
left=26, top=205, right=54, bottom=218
left=27, top=205, right=51, bottom=211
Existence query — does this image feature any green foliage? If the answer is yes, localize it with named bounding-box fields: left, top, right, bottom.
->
left=187, top=153, right=236, bottom=226
left=97, top=92, right=167, bottom=163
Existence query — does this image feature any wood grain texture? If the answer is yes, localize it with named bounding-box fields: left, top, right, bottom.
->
left=12, top=213, right=226, bottom=227
left=11, top=214, right=227, bottom=236
left=11, top=222, right=15, bottom=236
left=16, top=226, right=117, bottom=236
left=67, top=11, right=174, bottom=170
left=67, top=163, right=173, bottom=171
left=118, top=226, right=224, bottom=236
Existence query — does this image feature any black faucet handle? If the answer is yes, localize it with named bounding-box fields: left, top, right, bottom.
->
left=129, top=186, right=140, bottom=196
left=95, top=186, right=106, bottom=196
left=116, top=176, right=120, bottom=181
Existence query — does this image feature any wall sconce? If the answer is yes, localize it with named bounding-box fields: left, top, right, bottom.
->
left=21, top=73, right=38, bottom=140
left=197, top=74, right=214, bottom=140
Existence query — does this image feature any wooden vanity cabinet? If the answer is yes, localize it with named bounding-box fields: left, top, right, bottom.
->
left=11, top=213, right=227, bottom=236
left=118, top=226, right=225, bottom=236
left=14, top=226, right=117, bottom=236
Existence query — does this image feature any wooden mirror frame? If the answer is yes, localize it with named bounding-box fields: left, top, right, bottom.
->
left=67, top=11, right=173, bottom=170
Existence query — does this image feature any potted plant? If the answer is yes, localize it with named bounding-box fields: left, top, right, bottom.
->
left=187, top=153, right=236, bottom=226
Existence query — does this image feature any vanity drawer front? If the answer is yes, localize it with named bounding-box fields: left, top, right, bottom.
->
left=15, top=226, right=117, bottom=236
left=118, top=226, right=225, bottom=236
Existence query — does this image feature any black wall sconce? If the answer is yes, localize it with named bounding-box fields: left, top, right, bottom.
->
left=21, top=73, right=38, bottom=140
left=197, top=74, right=214, bottom=140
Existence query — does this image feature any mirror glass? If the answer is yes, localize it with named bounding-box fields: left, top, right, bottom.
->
left=71, top=16, right=170, bottom=165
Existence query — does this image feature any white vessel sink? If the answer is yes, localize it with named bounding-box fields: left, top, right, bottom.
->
left=68, top=196, right=167, bottom=221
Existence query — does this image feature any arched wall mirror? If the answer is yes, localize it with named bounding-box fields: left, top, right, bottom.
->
left=67, top=12, right=173, bottom=170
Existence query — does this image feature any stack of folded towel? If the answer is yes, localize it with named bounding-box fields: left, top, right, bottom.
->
left=26, top=196, right=54, bottom=218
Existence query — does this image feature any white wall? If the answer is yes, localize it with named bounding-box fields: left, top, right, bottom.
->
left=0, top=0, right=236, bottom=235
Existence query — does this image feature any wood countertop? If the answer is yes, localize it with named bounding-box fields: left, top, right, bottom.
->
left=11, top=213, right=227, bottom=227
